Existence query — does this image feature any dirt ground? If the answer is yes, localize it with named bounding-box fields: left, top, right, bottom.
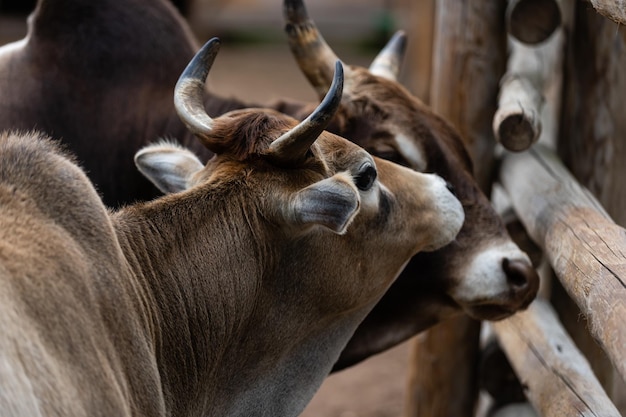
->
left=0, top=10, right=414, bottom=417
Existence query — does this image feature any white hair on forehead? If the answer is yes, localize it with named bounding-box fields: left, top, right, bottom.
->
left=393, top=132, right=427, bottom=172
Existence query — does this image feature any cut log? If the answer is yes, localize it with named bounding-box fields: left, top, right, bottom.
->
left=492, top=298, right=621, bottom=417
left=499, top=144, right=626, bottom=385
left=493, top=30, right=566, bottom=152
left=507, top=0, right=561, bottom=44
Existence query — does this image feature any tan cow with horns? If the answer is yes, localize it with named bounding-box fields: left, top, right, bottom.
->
left=0, top=0, right=539, bottom=372
left=0, top=38, right=463, bottom=417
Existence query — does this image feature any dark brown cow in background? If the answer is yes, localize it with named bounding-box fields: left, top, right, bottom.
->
left=0, top=0, right=200, bottom=207
left=0, top=0, right=538, bottom=371
left=279, top=0, right=540, bottom=369
left=0, top=45, right=465, bottom=417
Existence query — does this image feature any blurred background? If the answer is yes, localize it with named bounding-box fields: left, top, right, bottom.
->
left=0, top=0, right=427, bottom=103
left=0, top=1, right=422, bottom=416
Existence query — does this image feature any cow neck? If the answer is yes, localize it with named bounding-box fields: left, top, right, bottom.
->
left=111, top=188, right=271, bottom=415
left=109, top=188, right=377, bottom=417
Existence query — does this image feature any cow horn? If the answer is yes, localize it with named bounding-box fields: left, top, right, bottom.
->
left=369, top=30, right=407, bottom=81
left=267, top=61, right=344, bottom=164
left=174, top=37, right=225, bottom=153
left=283, top=0, right=347, bottom=99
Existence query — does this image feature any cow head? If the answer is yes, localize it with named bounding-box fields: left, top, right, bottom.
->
left=132, top=39, right=464, bottom=414
left=137, top=39, right=465, bottom=307
left=283, top=0, right=539, bottom=368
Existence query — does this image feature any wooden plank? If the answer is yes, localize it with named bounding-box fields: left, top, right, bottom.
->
left=499, top=144, right=626, bottom=384
left=492, top=298, right=621, bottom=417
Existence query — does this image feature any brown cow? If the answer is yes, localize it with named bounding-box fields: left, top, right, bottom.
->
left=0, top=40, right=464, bottom=417
left=0, top=0, right=201, bottom=206
left=0, top=0, right=538, bottom=371
left=280, top=0, right=539, bottom=369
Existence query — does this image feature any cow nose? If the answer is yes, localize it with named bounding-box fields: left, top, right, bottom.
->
left=445, top=181, right=456, bottom=197
left=502, top=257, right=538, bottom=291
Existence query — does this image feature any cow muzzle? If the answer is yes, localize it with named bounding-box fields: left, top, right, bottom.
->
left=452, top=241, right=540, bottom=321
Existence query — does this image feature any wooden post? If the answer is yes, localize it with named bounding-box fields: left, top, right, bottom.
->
left=428, top=1, right=506, bottom=194
left=404, top=0, right=434, bottom=102
left=492, top=299, right=621, bottom=417
left=404, top=316, right=481, bottom=417
left=499, top=144, right=626, bottom=385
left=404, top=2, right=506, bottom=416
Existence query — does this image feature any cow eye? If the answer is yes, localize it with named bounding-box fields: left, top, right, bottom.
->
left=355, top=163, right=377, bottom=191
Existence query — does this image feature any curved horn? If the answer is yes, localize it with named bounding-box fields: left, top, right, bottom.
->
left=267, top=61, right=344, bottom=164
left=283, top=0, right=345, bottom=98
left=369, top=30, right=407, bottom=81
left=174, top=37, right=224, bottom=153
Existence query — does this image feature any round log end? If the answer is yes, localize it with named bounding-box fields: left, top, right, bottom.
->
left=495, top=113, right=541, bottom=152
left=508, top=0, right=561, bottom=45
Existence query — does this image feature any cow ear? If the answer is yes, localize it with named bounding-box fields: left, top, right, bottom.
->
left=134, top=143, right=204, bottom=194
left=289, top=174, right=360, bottom=234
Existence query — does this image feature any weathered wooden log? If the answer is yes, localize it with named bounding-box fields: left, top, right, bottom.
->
left=405, top=0, right=434, bottom=102
left=405, top=316, right=481, bottom=417
left=493, top=68, right=542, bottom=152
left=588, top=0, right=626, bottom=25
left=428, top=0, right=506, bottom=192
left=507, top=0, right=561, bottom=44
left=492, top=298, right=621, bottom=417
left=404, top=2, right=506, bottom=417
left=493, top=29, right=566, bottom=152
left=559, top=6, right=626, bottom=411
left=499, top=144, right=626, bottom=384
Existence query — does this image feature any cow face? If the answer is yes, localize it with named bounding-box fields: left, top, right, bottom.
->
left=283, top=0, right=539, bottom=367
left=136, top=39, right=465, bottom=316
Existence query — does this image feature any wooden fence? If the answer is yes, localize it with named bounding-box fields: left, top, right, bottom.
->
left=403, top=0, right=626, bottom=416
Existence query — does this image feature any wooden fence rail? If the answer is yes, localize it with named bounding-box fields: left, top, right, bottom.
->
left=492, top=298, right=621, bottom=416
left=498, top=144, right=626, bottom=386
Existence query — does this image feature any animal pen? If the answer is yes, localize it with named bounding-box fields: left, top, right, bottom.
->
left=401, top=0, right=626, bottom=416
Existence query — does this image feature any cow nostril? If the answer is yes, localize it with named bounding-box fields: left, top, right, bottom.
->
left=502, top=257, right=531, bottom=289
left=445, top=181, right=456, bottom=196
